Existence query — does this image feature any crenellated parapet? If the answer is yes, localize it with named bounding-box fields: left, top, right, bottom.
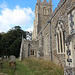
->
left=37, top=0, right=52, bottom=4
left=43, top=0, right=47, bottom=2
left=37, top=0, right=41, bottom=3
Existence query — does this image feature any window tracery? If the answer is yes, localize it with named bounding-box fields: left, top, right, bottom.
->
left=43, top=7, right=46, bottom=15
left=43, top=7, right=49, bottom=15
left=56, top=20, right=65, bottom=54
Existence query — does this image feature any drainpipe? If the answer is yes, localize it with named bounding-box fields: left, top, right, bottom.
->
left=48, top=20, right=53, bottom=62
left=28, top=43, right=30, bottom=57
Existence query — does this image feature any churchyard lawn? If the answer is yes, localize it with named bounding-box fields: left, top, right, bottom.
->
left=0, top=58, right=64, bottom=75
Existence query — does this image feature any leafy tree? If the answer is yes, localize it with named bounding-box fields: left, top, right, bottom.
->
left=9, top=38, right=21, bottom=58
left=0, top=33, right=2, bottom=56
left=0, top=33, right=2, bottom=40
left=0, top=26, right=28, bottom=57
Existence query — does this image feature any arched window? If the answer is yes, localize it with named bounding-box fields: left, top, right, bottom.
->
left=56, top=20, right=65, bottom=54
left=43, top=7, right=46, bottom=15
left=31, top=50, right=34, bottom=55
left=46, top=9, right=49, bottom=15
left=43, top=7, right=49, bottom=15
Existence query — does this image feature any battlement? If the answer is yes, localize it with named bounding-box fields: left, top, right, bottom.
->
left=37, top=0, right=52, bottom=3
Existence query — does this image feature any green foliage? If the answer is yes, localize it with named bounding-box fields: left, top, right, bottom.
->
left=0, top=33, right=2, bottom=40
left=0, top=33, right=3, bottom=57
left=0, top=26, right=27, bottom=57
left=9, top=38, right=21, bottom=58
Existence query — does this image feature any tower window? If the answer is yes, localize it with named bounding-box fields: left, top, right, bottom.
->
left=43, top=7, right=49, bottom=15
left=43, top=7, right=46, bottom=15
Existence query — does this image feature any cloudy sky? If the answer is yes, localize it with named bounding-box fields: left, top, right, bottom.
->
left=0, top=0, right=60, bottom=33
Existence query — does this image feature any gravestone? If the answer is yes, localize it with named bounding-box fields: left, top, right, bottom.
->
left=3, top=56, right=9, bottom=62
left=9, top=55, right=16, bottom=69
left=0, top=73, right=7, bottom=75
left=3, top=56, right=7, bottom=61
left=6, top=56, right=9, bottom=60
left=0, top=57, right=3, bottom=68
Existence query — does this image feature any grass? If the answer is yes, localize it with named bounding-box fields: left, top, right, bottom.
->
left=23, top=58, right=64, bottom=75
left=0, top=60, right=33, bottom=75
left=0, top=58, right=64, bottom=75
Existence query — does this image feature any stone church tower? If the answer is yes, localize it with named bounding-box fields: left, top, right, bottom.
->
left=32, top=0, right=52, bottom=40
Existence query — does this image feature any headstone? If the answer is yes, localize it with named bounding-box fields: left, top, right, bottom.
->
left=3, top=56, right=7, bottom=61
left=0, top=73, right=7, bottom=75
left=9, top=55, right=16, bottom=69
left=0, top=57, right=3, bottom=68
left=6, top=56, right=9, bottom=60
left=10, top=56, right=16, bottom=62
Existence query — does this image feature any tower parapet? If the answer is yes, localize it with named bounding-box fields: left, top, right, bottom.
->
left=43, top=0, right=47, bottom=2
left=37, top=0, right=41, bottom=3
left=49, top=0, right=52, bottom=3
left=37, top=0, right=52, bottom=5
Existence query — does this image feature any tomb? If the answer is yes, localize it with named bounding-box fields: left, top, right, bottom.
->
left=9, top=55, right=16, bottom=69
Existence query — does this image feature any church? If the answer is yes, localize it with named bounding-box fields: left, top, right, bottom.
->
left=20, top=0, right=75, bottom=69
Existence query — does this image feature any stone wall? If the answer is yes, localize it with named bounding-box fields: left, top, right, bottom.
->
left=37, top=0, right=75, bottom=66
left=42, top=23, right=51, bottom=60
left=22, top=40, right=39, bottom=59
left=48, top=0, right=75, bottom=66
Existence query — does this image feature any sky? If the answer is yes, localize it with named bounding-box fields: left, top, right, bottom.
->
left=0, top=0, right=60, bottom=33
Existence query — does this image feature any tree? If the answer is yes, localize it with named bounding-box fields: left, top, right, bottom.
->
left=9, top=38, right=21, bottom=58
left=0, top=26, right=28, bottom=57
left=0, top=33, right=2, bottom=56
